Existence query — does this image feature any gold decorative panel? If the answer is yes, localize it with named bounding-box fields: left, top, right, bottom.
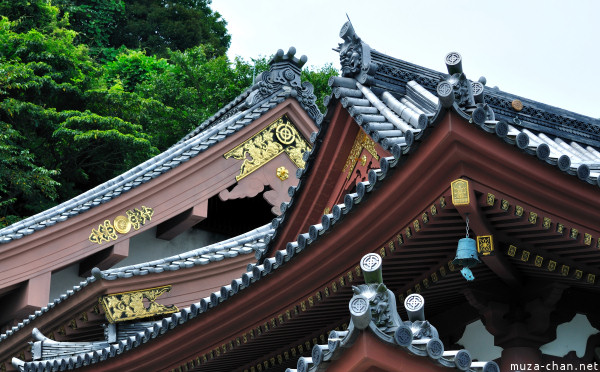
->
left=476, top=235, right=494, bottom=256
left=224, top=115, right=311, bottom=181
left=89, top=206, right=154, bottom=244
left=451, top=179, right=470, bottom=205
left=100, top=285, right=178, bottom=323
left=342, top=130, right=379, bottom=180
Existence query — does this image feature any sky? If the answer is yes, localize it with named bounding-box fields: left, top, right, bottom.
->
left=211, top=0, right=600, bottom=119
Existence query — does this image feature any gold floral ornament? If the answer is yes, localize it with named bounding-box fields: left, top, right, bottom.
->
left=89, top=206, right=154, bottom=244
left=100, top=285, right=178, bottom=323
left=276, top=166, right=289, bottom=181
left=224, top=115, right=311, bottom=181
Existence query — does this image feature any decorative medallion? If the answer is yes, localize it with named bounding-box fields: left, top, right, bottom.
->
left=276, top=166, right=289, bottom=181
left=99, top=285, right=178, bottom=323
left=511, top=99, right=524, bottom=111
left=440, top=196, right=446, bottom=208
left=548, top=260, right=557, bottom=272
left=113, top=215, right=131, bottom=234
left=515, top=205, right=524, bottom=217
left=528, top=212, right=537, bottom=224
left=501, top=199, right=509, bottom=211
left=570, top=228, right=579, bottom=240
left=534, top=255, right=544, bottom=267
left=543, top=217, right=552, bottom=229
left=587, top=274, right=595, bottom=284
left=584, top=233, right=592, bottom=246
left=451, top=179, right=470, bottom=206
left=89, top=206, right=154, bottom=244
left=224, top=115, right=311, bottom=181
left=431, top=204, right=437, bottom=216
left=521, top=250, right=530, bottom=262
left=360, top=154, right=367, bottom=166
left=476, top=235, right=494, bottom=256
left=487, top=193, right=495, bottom=206
left=413, top=220, right=421, bottom=232
left=574, top=270, right=583, bottom=280
left=556, top=223, right=565, bottom=234
left=561, top=265, right=570, bottom=276
left=422, top=212, right=429, bottom=224
left=342, top=130, right=379, bottom=180
left=508, top=245, right=517, bottom=257
left=431, top=272, right=438, bottom=282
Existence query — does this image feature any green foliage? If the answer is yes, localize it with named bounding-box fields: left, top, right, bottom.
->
left=0, top=123, right=60, bottom=228
left=302, top=64, right=339, bottom=112
left=109, top=0, right=230, bottom=57
left=103, top=49, right=168, bottom=91
left=53, top=0, right=125, bottom=52
left=0, top=2, right=338, bottom=227
left=0, top=0, right=60, bottom=33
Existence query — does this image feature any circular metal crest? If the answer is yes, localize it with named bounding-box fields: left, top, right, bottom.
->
left=445, top=52, right=462, bottom=66
left=437, top=81, right=453, bottom=97
left=349, top=297, right=369, bottom=315
left=360, top=253, right=382, bottom=273
left=113, top=215, right=131, bottom=234
left=404, top=293, right=424, bottom=312
left=276, top=123, right=295, bottom=144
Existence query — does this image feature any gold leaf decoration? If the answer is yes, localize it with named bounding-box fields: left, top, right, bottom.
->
left=224, top=115, right=311, bottom=181
left=100, top=285, right=178, bottom=323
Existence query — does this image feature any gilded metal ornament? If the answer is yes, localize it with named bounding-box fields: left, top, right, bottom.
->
left=224, top=115, right=310, bottom=181
left=574, top=270, right=583, bottom=280
left=561, top=265, right=570, bottom=276
left=342, top=130, right=379, bottom=180
left=276, top=166, right=289, bottom=181
left=543, top=217, right=552, bottom=229
left=528, top=212, right=537, bottom=224
left=508, top=245, right=517, bottom=257
left=548, top=260, right=556, bottom=271
left=476, top=235, right=494, bottom=256
left=113, top=215, right=131, bottom=234
left=570, top=228, right=579, bottom=239
left=587, top=274, right=595, bottom=284
left=521, top=250, right=530, bottom=262
left=486, top=193, right=495, bottom=206
left=501, top=199, right=509, bottom=211
left=100, top=285, right=178, bottom=323
left=534, top=255, right=543, bottom=267
left=515, top=205, right=524, bottom=217
left=89, top=206, right=154, bottom=244
left=584, top=233, right=592, bottom=246
left=556, top=223, right=565, bottom=234
left=451, top=179, right=470, bottom=206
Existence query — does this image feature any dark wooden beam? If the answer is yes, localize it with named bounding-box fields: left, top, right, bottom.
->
left=79, top=240, right=129, bottom=277
left=156, top=202, right=208, bottom=241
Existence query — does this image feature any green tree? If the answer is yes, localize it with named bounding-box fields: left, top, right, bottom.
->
left=53, top=0, right=125, bottom=52
left=0, top=14, right=157, bottom=222
left=109, top=0, right=230, bottom=57
left=0, top=123, right=60, bottom=227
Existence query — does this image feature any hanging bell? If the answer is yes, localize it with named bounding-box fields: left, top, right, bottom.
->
left=453, top=237, right=480, bottom=281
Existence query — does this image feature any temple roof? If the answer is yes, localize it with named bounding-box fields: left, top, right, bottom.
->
left=0, top=48, right=322, bottom=245
left=0, top=224, right=273, bottom=344
left=6, top=22, right=600, bottom=372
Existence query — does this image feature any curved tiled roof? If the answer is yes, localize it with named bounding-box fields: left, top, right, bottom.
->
left=9, top=22, right=600, bottom=370
left=1, top=224, right=273, bottom=346
left=0, top=47, right=321, bottom=245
